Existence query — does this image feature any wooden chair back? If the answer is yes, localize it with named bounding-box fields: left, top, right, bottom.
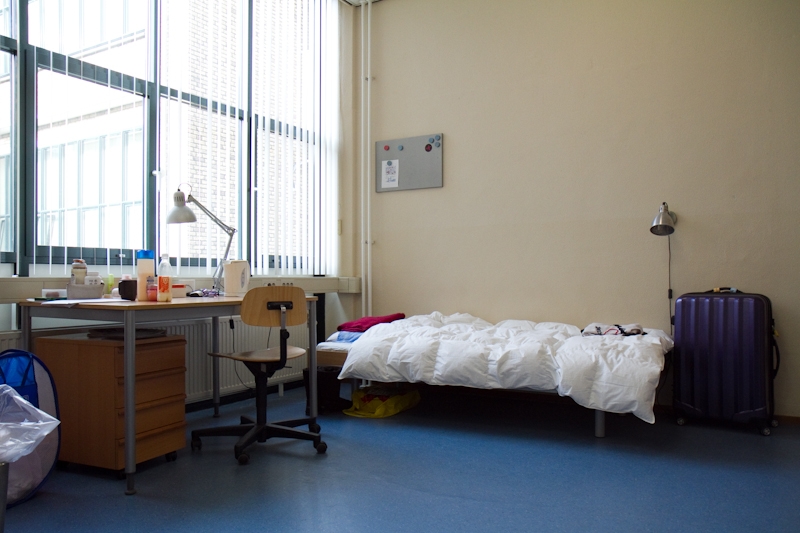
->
left=240, top=286, right=307, bottom=328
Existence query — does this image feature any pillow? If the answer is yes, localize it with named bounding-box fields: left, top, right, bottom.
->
left=326, top=331, right=364, bottom=343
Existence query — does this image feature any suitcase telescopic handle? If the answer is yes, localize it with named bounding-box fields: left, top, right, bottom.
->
left=707, top=287, right=739, bottom=293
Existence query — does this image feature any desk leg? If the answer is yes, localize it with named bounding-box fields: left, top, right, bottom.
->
left=308, top=301, right=318, bottom=420
left=212, top=316, right=220, bottom=417
left=20, top=305, right=31, bottom=352
left=124, top=310, right=137, bottom=495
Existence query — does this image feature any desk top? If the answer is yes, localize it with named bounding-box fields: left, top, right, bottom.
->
left=19, top=294, right=317, bottom=310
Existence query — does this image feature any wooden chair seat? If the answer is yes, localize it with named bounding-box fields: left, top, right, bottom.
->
left=210, top=345, right=306, bottom=364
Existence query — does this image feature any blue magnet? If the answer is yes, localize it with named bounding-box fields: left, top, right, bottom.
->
left=398, top=145, right=404, bottom=151
left=435, top=142, right=440, bottom=148
left=428, top=137, right=434, bottom=143
left=435, top=135, right=441, bottom=141
left=386, top=160, right=392, bottom=166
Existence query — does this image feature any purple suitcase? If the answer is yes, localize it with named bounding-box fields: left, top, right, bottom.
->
left=673, top=290, right=780, bottom=435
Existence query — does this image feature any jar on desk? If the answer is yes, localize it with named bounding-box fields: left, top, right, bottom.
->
left=146, top=276, right=158, bottom=301
left=85, top=272, right=103, bottom=286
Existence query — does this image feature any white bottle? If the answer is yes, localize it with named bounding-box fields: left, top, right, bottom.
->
left=136, top=250, right=155, bottom=301
left=70, top=259, right=87, bottom=284
left=157, top=254, right=173, bottom=302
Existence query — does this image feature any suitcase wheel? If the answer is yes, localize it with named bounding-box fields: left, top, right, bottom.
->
left=761, top=427, right=771, bottom=437
left=676, top=417, right=686, bottom=426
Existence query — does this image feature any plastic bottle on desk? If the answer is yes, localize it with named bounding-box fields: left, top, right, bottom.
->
left=136, top=250, right=155, bottom=301
left=157, top=254, right=173, bottom=302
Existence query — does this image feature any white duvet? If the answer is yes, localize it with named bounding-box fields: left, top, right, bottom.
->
left=338, top=312, right=674, bottom=423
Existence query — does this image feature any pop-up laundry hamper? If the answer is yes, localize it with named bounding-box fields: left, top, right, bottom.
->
left=0, top=349, right=61, bottom=508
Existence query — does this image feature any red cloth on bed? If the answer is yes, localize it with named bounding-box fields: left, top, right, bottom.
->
left=337, top=313, right=405, bottom=332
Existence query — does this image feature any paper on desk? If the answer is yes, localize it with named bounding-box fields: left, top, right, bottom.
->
left=40, top=298, right=129, bottom=306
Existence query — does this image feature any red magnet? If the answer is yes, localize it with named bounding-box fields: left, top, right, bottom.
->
left=384, top=145, right=390, bottom=151
left=425, top=144, right=432, bottom=152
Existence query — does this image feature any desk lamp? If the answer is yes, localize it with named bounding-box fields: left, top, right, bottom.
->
left=166, top=185, right=237, bottom=292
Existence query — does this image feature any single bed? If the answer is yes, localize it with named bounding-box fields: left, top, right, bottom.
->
left=335, top=312, right=674, bottom=436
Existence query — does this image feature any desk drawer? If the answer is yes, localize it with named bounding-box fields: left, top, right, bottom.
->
left=115, top=394, right=186, bottom=438
left=115, top=367, right=186, bottom=408
left=115, top=421, right=187, bottom=470
left=113, top=338, right=186, bottom=377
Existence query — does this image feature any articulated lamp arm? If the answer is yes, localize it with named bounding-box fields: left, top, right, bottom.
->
left=186, top=194, right=237, bottom=291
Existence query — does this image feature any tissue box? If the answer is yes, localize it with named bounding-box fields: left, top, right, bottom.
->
left=66, top=283, right=105, bottom=299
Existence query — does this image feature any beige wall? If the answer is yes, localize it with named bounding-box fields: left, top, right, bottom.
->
left=342, top=1, right=800, bottom=416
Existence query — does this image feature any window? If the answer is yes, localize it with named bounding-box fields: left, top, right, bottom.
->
left=27, top=0, right=148, bottom=275
left=8, top=0, right=339, bottom=278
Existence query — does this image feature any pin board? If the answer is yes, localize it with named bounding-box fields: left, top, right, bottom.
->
left=376, top=133, right=443, bottom=192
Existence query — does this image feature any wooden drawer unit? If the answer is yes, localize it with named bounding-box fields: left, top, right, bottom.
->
left=35, top=333, right=187, bottom=471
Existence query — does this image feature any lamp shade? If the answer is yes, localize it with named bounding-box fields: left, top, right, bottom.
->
left=166, top=190, right=197, bottom=224
left=650, top=202, right=677, bottom=236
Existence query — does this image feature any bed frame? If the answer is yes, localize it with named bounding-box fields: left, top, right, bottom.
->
left=317, top=347, right=608, bottom=437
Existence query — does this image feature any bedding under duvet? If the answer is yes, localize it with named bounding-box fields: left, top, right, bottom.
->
left=338, top=312, right=674, bottom=423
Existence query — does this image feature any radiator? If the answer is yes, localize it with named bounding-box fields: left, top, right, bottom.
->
left=0, top=331, right=20, bottom=352
left=0, top=321, right=308, bottom=404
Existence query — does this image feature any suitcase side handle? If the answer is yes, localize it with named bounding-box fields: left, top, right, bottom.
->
left=772, top=338, right=780, bottom=379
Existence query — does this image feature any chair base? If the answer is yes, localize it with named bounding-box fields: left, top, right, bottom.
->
left=190, top=359, right=327, bottom=463
left=191, top=418, right=326, bottom=463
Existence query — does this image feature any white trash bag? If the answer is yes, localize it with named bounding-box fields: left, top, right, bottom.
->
left=0, top=385, right=60, bottom=506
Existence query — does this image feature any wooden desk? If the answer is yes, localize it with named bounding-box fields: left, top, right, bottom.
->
left=18, top=295, right=320, bottom=495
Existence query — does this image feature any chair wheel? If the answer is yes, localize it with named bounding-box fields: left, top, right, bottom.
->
left=165, top=451, right=178, bottom=462
left=315, top=441, right=327, bottom=454
left=309, top=423, right=321, bottom=433
left=237, top=453, right=250, bottom=465
left=191, top=438, right=202, bottom=451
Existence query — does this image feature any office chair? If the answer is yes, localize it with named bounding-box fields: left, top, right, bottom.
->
left=190, top=286, right=327, bottom=464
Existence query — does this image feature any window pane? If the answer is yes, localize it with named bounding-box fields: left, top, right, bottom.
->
left=0, top=0, right=10, bottom=38
left=36, top=69, right=144, bottom=251
left=28, top=0, right=148, bottom=78
left=105, top=133, right=122, bottom=205
left=0, top=50, right=12, bottom=252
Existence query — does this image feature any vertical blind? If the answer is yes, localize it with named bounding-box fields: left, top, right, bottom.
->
left=161, top=0, right=339, bottom=278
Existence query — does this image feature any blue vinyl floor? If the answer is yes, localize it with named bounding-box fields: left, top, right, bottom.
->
left=6, top=385, right=800, bottom=533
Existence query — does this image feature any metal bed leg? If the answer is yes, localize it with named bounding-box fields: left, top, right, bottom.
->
left=594, top=410, right=606, bottom=438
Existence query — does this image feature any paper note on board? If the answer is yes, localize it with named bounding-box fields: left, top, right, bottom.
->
left=381, top=160, right=399, bottom=188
